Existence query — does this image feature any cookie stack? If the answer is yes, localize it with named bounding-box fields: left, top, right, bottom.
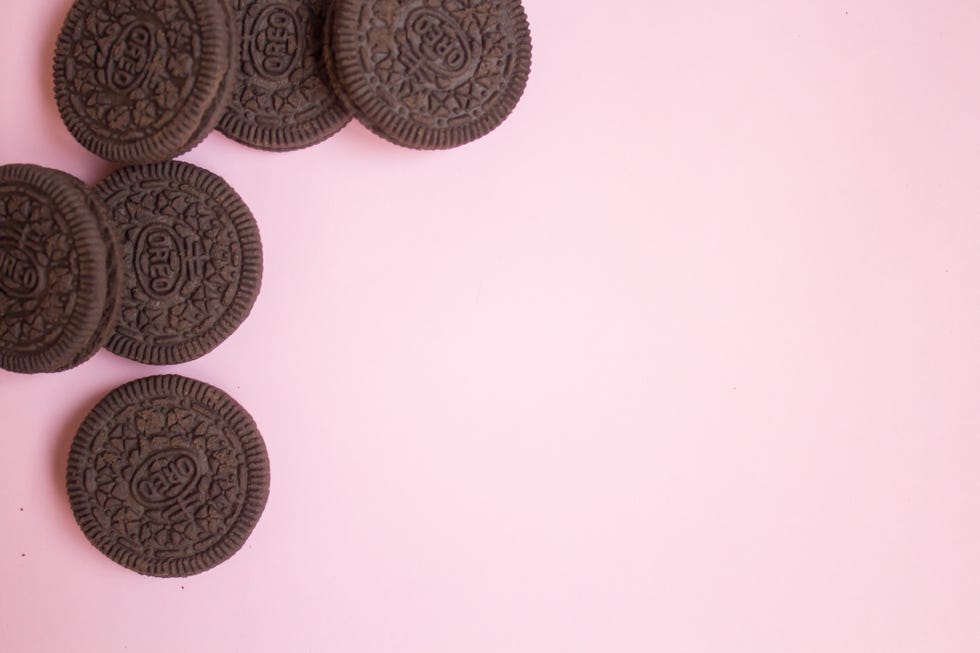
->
left=0, top=161, right=262, bottom=373
left=53, top=0, right=532, bottom=159
left=3, top=0, right=536, bottom=578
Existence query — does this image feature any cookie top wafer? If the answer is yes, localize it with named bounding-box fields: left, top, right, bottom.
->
left=219, top=0, right=352, bottom=150
left=66, top=375, right=271, bottom=577
left=53, top=0, right=235, bottom=163
left=96, top=161, right=263, bottom=365
left=0, top=165, right=108, bottom=374
left=327, top=0, right=532, bottom=149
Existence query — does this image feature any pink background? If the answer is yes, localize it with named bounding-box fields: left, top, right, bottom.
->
left=2, top=1, right=980, bottom=651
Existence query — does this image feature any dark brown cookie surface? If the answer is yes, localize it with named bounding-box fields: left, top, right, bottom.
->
left=95, top=161, right=263, bottom=365
left=66, top=375, right=270, bottom=577
left=0, top=165, right=108, bottom=374
left=327, top=0, right=532, bottom=149
left=54, top=0, right=235, bottom=163
left=219, top=0, right=352, bottom=150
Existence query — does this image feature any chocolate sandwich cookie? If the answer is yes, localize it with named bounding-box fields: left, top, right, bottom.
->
left=326, top=0, right=532, bottom=149
left=219, top=0, right=352, bottom=150
left=0, top=164, right=111, bottom=374
left=66, top=375, right=270, bottom=577
left=54, top=0, right=237, bottom=163
left=95, top=161, right=262, bottom=365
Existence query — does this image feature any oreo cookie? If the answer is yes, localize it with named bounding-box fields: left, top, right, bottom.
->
left=0, top=164, right=121, bottom=374
left=219, top=0, right=352, bottom=150
left=66, top=375, right=270, bottom=577
left=326, top=0, right=532, bottom=149
left=95, top=161, right=263, bottom=365
left=53, top=0, right=238, bottom=163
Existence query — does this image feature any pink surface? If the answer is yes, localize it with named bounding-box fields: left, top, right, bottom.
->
left=2, top=1, right=980, bottom=651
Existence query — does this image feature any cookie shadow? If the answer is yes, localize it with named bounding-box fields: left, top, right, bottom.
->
left=337, top=119, right=402, bottom=153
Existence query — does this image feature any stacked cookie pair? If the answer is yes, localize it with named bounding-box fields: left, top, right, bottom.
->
left=54, top=0, right=532, bottom=157
left=54, top=0, right=353, bottom=157
left=0, top=161, right=262, bottom=373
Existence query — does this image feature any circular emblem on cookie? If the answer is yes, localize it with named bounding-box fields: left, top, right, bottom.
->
left=0, top=165, right=110, bottom=374
left=53, top=0, right=235, bottom=163
left=327, top=0, right=532, bottom=149
left=66, top=375, right=271, bottom=577
left=249, top=5, right=303, bottom=79
left=219, top=0, right=352, bottom=151
left=95, top=161, right=263, bottom=365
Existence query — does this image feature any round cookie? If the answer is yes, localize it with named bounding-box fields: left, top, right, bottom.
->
left=95, top=161, right=263, bottom=365
left=0, top=164, right=109, bottom=374
left=219, top=0, right=352, bottom=150
left=66, top=375, right=270, bottom=577
left=326, top=0, right=532, bottom=149
left=53, top=0, right=236, bottom=163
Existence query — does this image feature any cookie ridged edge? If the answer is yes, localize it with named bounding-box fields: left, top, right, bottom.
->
left=66, top=374, right=271, bottom=577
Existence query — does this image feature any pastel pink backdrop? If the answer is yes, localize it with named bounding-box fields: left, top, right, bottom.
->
left=2, top=1, right=979, bottom=651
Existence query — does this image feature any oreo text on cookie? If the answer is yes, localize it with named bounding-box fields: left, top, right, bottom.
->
left=0, top=245, right=44, bottom=299
left=249, top=5, right=301, bottom=79
left=131, top=448, right=202, bottom=509
left=107, top=20, right=161, bottom=92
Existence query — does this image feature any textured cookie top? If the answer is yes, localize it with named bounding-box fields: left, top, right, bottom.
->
left=53, top=0, right=233, bottom=163
left=0, top=165, right=108, bottom=374
left=329, top=0, right=532, bottom=149
left=219, top=0, right=352, bottom=150
left=67, top=375, right=270, bottom=577
left=96, top=161, right=263, bottom=365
